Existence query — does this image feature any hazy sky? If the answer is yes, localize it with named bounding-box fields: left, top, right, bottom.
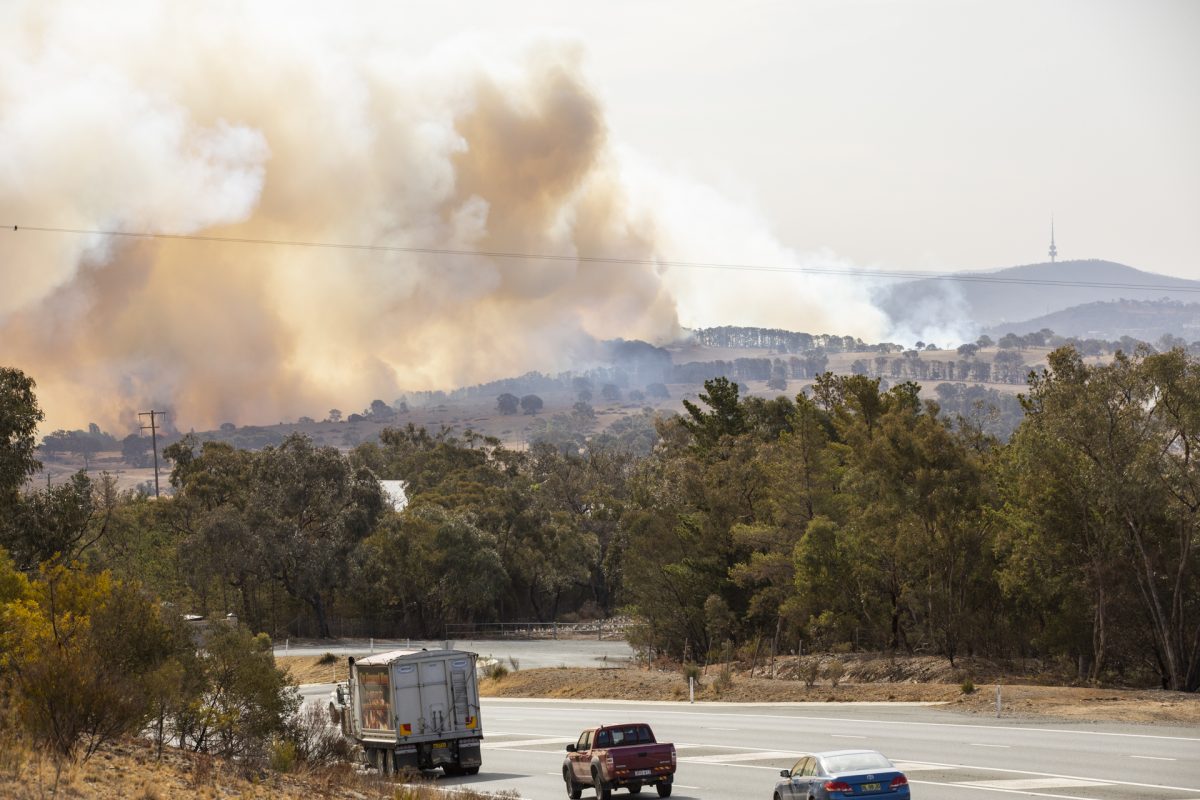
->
left=398, top=0, right=1199, bottom=277
left=2, top=0, right=1198, bottom=431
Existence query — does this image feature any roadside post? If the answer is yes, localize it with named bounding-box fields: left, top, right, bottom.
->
left=689, top=676, right=695, bottom=703
left=995, top=684, right=1002, bottom=717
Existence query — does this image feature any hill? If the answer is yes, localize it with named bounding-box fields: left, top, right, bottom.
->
left=983, top=298, right=1200, bottom=343
left=876, top=259, right=1200, bottom=334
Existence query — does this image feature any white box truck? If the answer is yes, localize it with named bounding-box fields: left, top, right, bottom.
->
left=331, top=648, right=483, bottom=775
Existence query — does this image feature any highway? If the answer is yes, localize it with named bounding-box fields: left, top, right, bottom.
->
left=449, top=698, right=1200, bottom=800
left=289, top=640, right=1199, bottom=799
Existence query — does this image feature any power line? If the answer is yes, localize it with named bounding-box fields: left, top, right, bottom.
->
left=7, top=223, right=1200, bottom=294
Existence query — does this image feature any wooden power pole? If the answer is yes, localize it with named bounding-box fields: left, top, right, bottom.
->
left=139, top=409, right=165, bottom=497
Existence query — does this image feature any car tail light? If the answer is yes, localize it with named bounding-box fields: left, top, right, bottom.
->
left=824, top=780, right=853, bottom=792
left=890, top=775, right=908, bottom=789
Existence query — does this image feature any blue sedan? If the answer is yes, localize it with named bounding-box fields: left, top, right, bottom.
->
left=772, top=750, right=910, bottom=799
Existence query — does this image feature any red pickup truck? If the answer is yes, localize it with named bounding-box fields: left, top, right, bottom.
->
left=563, top=723, right=676, bottom=798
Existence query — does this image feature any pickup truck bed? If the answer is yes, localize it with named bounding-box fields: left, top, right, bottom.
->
left=563, top=723, right=676, bottom=798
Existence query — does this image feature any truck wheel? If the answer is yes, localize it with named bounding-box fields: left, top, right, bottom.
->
left=655, top=783, right=672, bottom=798
left=629, top=784, right=643, bottom=794
left=464, top=766, right=480, bottom=776
left=563, top=767, right=583, bottom=799
left=592, top=767, right=612, bottom=800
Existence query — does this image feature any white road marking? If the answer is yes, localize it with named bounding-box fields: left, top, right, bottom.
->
left=483, top=736, right=571, bottom=748
left=1130, top=755, right=1176, bottom=761
left=830, top=734, right=866, bottom=739
left=704, top=726, right=740, bottom=731
left=892, top=761, right=958, bottom=772
left=958, top=778, right=1111, bottom=789
left=970, top=743, right=1012, bottom=748
left=681, top=751, right=799, bottom=764
left=912, top=778, right=1105, bottom=798
left=900, top=759, right=1200, bottom=794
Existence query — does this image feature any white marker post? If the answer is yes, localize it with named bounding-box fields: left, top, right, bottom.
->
left=995, top=684, right=1002, bottom=718
left=689, top=676, right=695, bottom=704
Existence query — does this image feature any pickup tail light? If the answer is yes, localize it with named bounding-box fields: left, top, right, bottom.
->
left=605, top=752, right=614, bottom=770
left=670, top=745, right=677, bottom=766
left=890, top=775, right=908, bottom=789
left=824, top=780, right=853, bottom=792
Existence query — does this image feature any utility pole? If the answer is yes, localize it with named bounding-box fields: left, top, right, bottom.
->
left=139, top=409, right=165, bottom=497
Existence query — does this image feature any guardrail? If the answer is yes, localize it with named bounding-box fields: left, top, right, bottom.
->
left=445, top=619, right=627, bottom=640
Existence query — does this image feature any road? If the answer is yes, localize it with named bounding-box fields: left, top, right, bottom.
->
left=429, top=699, right=1198, bottom=800
left=278, top=637, right=635, bottom=670
left=290, top=641, right=1198, bottom=799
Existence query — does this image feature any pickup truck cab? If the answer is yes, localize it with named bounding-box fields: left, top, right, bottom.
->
left=563, top=723, right=676, bottom=798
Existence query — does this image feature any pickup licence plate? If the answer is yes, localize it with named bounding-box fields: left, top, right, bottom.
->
left=433, top=742, right=448, bottom=749
left=634, top=769, right=651, bottom=776
left=860, top=783, right=881, bottom=792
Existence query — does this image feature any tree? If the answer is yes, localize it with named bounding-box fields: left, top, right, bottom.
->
left=680, top=377, right=745, bottom=452
left=0, top=471, right=111, bottom=571
left=328, top=409, right=342, bottom=423
left=976, top=335, right=994, bottom=348
left=956, top=343, right=979, bottom=359
left=600, top=383, right=622, bottom=403
left=173, top=624, right=299, bottom=759
left=248, top=435, right=385, bottom=638
left=0, top=367, right=43, bottom=507
left=368, top=399, right=395, bottom=422
left=1, top=561, right=181, bottom=763
left=520, top=394, right=544, bottom=415
left=496, top=393, right=520, bottom=415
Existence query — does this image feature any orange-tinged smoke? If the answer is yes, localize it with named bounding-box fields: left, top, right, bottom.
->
left=0, top=3, right=885, bottom=434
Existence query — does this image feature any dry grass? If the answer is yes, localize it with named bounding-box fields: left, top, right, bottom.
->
left=478, top=665, right=1200, bottom=725
left=0, top=735, right=514, bottom=800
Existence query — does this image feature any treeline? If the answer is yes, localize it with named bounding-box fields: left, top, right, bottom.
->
left=0, top=368, right=311, bottom=769
left=3, top=348, right=1199, bottom=692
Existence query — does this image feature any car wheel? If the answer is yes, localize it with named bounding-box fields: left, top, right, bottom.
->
left=592, top=767, right=612, bottom=800
left=655, top=783, right=672, bottom=798
left=564, top=767, right=583, bottom=799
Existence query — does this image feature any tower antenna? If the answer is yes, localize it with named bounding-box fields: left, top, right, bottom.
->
left=1048, top=215, right=1058, bottom=263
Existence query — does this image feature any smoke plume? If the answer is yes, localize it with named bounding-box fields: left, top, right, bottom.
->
left=0, top=2, right=887, bottom=432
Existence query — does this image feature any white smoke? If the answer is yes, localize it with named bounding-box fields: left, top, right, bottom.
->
left=0, top=1, right=890, bottom=433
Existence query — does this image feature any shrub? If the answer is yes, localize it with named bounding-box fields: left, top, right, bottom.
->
left=269, top=739, right=297, bottom=773
left=713, top=664, right=733, bottom=694
left=800, top=658, right=820, bottom=689
left=960, top=678, right=976, bottom=695
left=681, top=663, right=702, bottom=686
left=483, top=662, right=508, bottom=681
left=507, top=656, right=521, bottom=672
left=317, top=652, right=339, bottom=666
left=824, top=659, right=846, bottom=688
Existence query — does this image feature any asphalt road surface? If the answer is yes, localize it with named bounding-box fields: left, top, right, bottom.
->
left=290, top=641, right=1198, bottom=799
left=428, top=699, right=1197, bottom=800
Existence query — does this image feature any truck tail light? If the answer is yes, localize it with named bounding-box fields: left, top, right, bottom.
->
left=824, top=780, right=853, bottom=793
left=890, top=775, right=908, bottom=789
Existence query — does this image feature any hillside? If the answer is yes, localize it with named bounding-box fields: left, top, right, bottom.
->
left=876, top=259, right=1200, bottom=333
left=983, top=298, right=1200, bottom=342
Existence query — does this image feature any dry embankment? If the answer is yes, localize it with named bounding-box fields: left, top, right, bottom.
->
left=278, top=654, right=1200, bottom=726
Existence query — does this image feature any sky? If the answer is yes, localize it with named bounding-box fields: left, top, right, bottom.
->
left=398, top=0, right=1199, bottom=277
left=0, top=0, right=1197, bottom=432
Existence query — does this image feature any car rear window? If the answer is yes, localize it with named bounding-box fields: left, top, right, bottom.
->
left=823, top=752, right=893, bottom=773
left=606, top=725, right=656, bottom=745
